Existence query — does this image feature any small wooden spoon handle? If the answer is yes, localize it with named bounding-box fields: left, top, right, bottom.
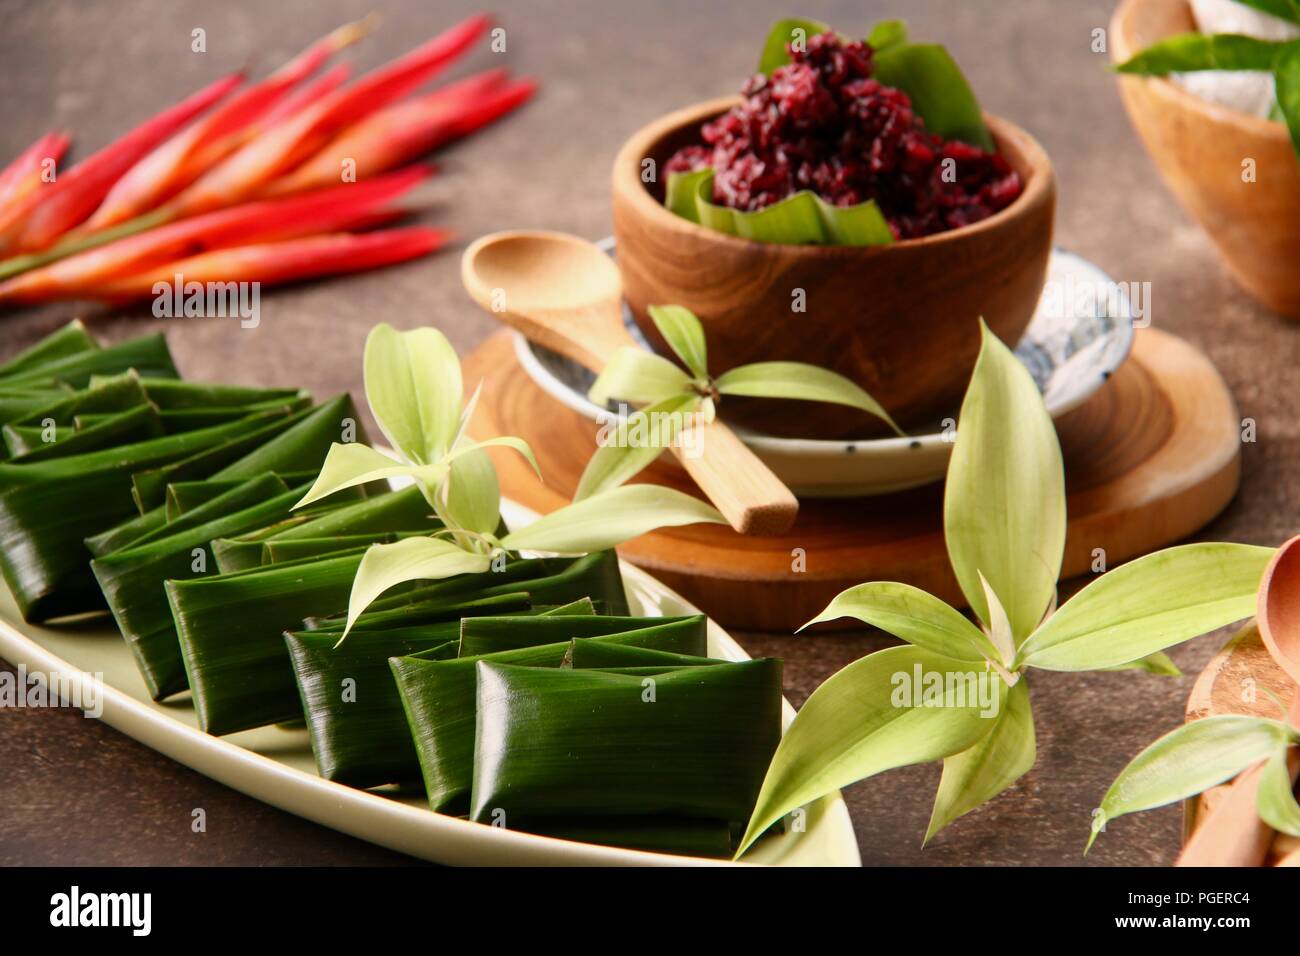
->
left=1177, top=762, right=1276, bottom=867
left=673, top=418, right=798, bottom=536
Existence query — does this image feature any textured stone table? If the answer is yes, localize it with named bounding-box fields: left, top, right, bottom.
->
left=0, top=0, right=1296, bottom=866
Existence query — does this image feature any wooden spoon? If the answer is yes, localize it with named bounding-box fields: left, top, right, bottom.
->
left=1177, top=535, right=1300, bottom=866
left=461, top=230, right=799, bottom=536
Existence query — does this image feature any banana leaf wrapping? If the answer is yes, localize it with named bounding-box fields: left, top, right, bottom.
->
left=457, top=613, right=707, bottom=657
left=562, top=639, right=721, bottom=671
left=92, top=475, right=306, bottom=699
left=469, top=660, right=783, bottom=833
left=164, top=470, right=317, bottom=519
left=0, top=332, right=177, bottom=390
left=0, top=320, right=97, bottom=378
left=7, top=370, right=151, bottom=435
left=306, top=550, right=629, bottom=632
left=85, top=394, right=362, bottom=559
left=172, top=546, right=535, bottom=734
left=212, top=484, right=438, bottom=571
left=5, top=404, right=164, bottom=460
left=0, top=337, right=361, bottom=622
left=0, top=411, right=294, bottom=622
left=391, top=626, right=709, bottom=814
left=170, top=549, right=368, bottom=734
left=284, top=598, right=598, bottom=790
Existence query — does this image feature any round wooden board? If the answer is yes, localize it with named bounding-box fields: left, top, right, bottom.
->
left=1185, top=625, right=1300, bottom=865
left=464, top=326, right=1242, bottom=632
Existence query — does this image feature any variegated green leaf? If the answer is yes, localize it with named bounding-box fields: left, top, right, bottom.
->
left=714, top=361, right=903, bottom=436
left=441, top=447, right=500, bottom=537
left=1088, top=716, right=1291, bottom=852
left=574, top=394, right=700, bottom=501
left=926, top=678, right=1035, bottom=842
left=801, top=581, right=995, bottom=663
left=499, top=485, right=724, bottom=555
left=648, top=305, right=709, bottom=380
left=587, top=347, right=692, bottom=406
left=978, top=571, right=1016, bottom=668
left=1018, top=543, right=1275, bottom=671
left=736, top=645, right=998, bottom=857
left=442, top=435, right=540, bottom=480
left=294, top=442, right=441, bottom=509
left=343, top=536, right=491, bottom=638
left=944, top=320, right=1065, bottom=644
left=363, top=323, right=462, bottom=464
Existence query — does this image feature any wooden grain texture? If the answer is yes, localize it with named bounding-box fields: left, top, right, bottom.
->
left=1112, top=0, right=1300, bottom=318
left=465, top=326, right=1242, bottom=632
left=460, top=230, right=799, bottom=534
left=612, top=98, right=1057, bottom=437
left=0, top=0, right=1296, bottom=868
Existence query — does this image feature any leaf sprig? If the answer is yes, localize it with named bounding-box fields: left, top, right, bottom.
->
left=295, top=323, right=725, bottom=637
left=733, top=320, right=1276, bottom=858
left=1088, top=709, right=1300, bottom=852
left=1115, top=0, right=1300, bottom=154
left=576, top=304, right=903, bottom=499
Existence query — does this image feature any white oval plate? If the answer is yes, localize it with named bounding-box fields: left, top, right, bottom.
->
left=517, top=245, right=1135, bottom=497
left=0, top=498, right=859, bottom=867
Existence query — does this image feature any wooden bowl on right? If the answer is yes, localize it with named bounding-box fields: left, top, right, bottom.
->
left=1112, top=0, right=1300, bottom=318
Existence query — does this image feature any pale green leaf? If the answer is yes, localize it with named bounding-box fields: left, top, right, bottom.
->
left=294, top=442, right=440, bottom=509
left=801, top=581, right=995, bottom=663
left=443, top=435, right=540, bottom=481
left=926, top=678, right=1035, bottom=842
left=978, top=571, right=1016, bottom=668
left=450, top=380, right=484, bottom=452
left=1256, top=746, right=1300, bottom=838
left=1099, top=651, right=1182, bottom=677
left=499, top=485, right=724, bottom=555
left=343, top=537, right=490, bottom=638
left=1087, top=716, right=1290, bottom=852
left=647, top=305, right=709, bottom=380
left=714, top=361, right=903, bottom=436
left=944, top=320, right=1065, bottom=645
left=441, top=447, right=500, bottom=537
left=736, top=645, right=1001, bottom=857
left=1018, top=543, right=1275, bottom=671
left=574, top=394, right=700, bottom=501
left=587, top=347, right=692, bottom=406
left=363, top=323, right=462, bottom=464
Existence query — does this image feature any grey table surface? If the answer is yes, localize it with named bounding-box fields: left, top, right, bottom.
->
left=0, top=0, right=1296, bottom=866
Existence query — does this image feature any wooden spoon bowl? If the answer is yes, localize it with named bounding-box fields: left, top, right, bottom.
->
left=611, top=97, right=1056, bottom=439
left=1111, top=0, right=1300, bottom=318
left=1259, top=534, right=1300, bottom=685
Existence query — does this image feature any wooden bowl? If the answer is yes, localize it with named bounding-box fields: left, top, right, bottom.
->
left=1112, top=0, right=1300, bottom=318
left=611, top=96, right=1056, bottom=439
